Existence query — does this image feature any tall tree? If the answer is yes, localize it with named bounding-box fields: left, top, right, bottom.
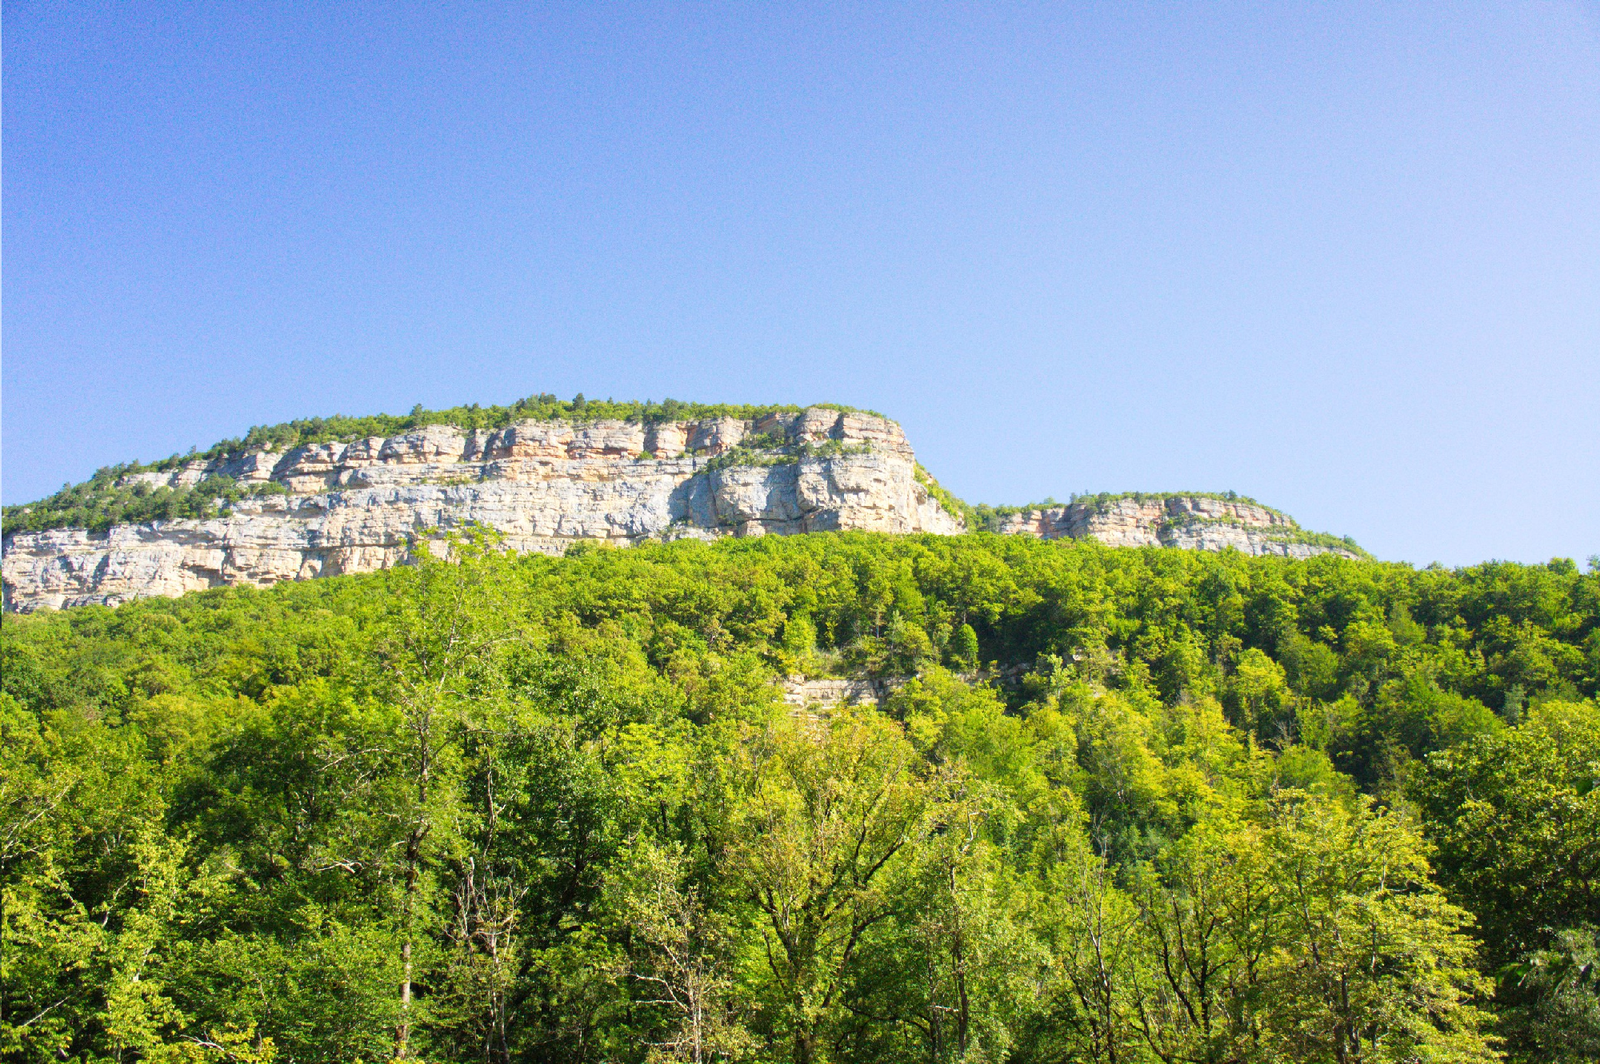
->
left=724, top=709, right=936, bottom=1064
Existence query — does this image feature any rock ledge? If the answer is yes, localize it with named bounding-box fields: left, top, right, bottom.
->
left=3, top=409, right=958, bottom=611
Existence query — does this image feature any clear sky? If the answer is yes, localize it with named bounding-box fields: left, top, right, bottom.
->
left=4, top=2, right=1597, bottom=566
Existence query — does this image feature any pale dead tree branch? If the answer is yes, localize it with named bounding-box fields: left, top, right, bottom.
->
left=13, top=998, right=69, bottom=1031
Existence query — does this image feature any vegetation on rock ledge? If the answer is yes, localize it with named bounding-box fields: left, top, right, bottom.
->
left=2, top=396, right=887, bottom=536
left=2, top=470, right=290, bottom=536
left=148, top=394, right=882, bottom=468
left=3, top=399, right=1365, bottom=559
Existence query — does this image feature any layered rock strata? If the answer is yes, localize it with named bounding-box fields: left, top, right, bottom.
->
left=3, top=409, right=961, bottom=612
left=781, top=677, right=898, bottom=712
left=992, top=496, right=1357, bottom=559
left=2, top=407, right=1366, bottom=613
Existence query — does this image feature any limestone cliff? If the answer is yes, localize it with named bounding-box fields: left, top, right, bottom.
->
left=990, top=496, right=1362, bottom=560
left=2, top=408, right=960, bottom=611
left=2, top=404, right=1364, bottom=612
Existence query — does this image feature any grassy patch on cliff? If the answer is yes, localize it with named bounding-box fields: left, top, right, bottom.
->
left=913, top=463, right=973, bottom=526
left=1263, top=527, right=1373, bottom=558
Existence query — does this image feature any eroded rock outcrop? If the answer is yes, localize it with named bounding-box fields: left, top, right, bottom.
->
left=3, top=409, right=960, bottom=611
left=3, top=405, right=1366, bottom=612
left=991, top=496, right=1358, bottom=559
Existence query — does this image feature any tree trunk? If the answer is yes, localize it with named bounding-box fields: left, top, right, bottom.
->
left=950, top=863, right=970, bottom=1057
left=795, top=1028, right=818, bottom=1064
left=396, top=829, right=421, bottom=1059
left=396, top=708, right=431, bottom=1061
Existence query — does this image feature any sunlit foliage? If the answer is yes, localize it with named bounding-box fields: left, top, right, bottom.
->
left=3, top=533, right=1596, bottom=1062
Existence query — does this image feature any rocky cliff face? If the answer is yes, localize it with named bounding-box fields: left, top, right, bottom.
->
left=2, top=408, right=961, bottom=611
left=3, top=406, right=1364, bottom=612
left=991, top=496, right=1358, bottom=559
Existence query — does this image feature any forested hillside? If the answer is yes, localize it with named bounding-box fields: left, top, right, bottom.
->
left=4, top=532, right=1598, bottom=1063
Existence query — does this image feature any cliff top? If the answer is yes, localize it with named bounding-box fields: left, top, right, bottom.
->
left=2, top=396, right=1366, bottom=561
left=2, top=399, right=897, bottom=536
left=145, top=394, right=889, bottom=472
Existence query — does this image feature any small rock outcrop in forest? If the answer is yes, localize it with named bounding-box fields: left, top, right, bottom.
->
left=1, top=401, right=1360, bottom=611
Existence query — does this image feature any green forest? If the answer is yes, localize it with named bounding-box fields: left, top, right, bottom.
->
left=4, top=532, right=1598, bottom=1063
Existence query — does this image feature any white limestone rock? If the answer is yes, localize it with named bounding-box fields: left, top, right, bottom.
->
left=2, top=408, right=1360, bottom=614
left=992, top=495, right=1358, bottom=559
left=3, top=407, right=966, bottom=611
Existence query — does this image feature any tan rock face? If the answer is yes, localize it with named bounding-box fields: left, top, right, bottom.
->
left=992, top=496, right=1357, bottom=559
left=643, top=422, right=688, bottom=458
left=685, top=417, right=746, bottom=455
left=2, top=408, right=1362, bottom=613
left=2, top=408, right=965, bottom=611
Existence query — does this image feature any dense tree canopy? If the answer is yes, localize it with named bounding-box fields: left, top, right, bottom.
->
left=3, top=532, right=1597, bottom=1062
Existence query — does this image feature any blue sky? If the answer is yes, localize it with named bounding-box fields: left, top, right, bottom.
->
left=4, top=2, right=1597, bottom=566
